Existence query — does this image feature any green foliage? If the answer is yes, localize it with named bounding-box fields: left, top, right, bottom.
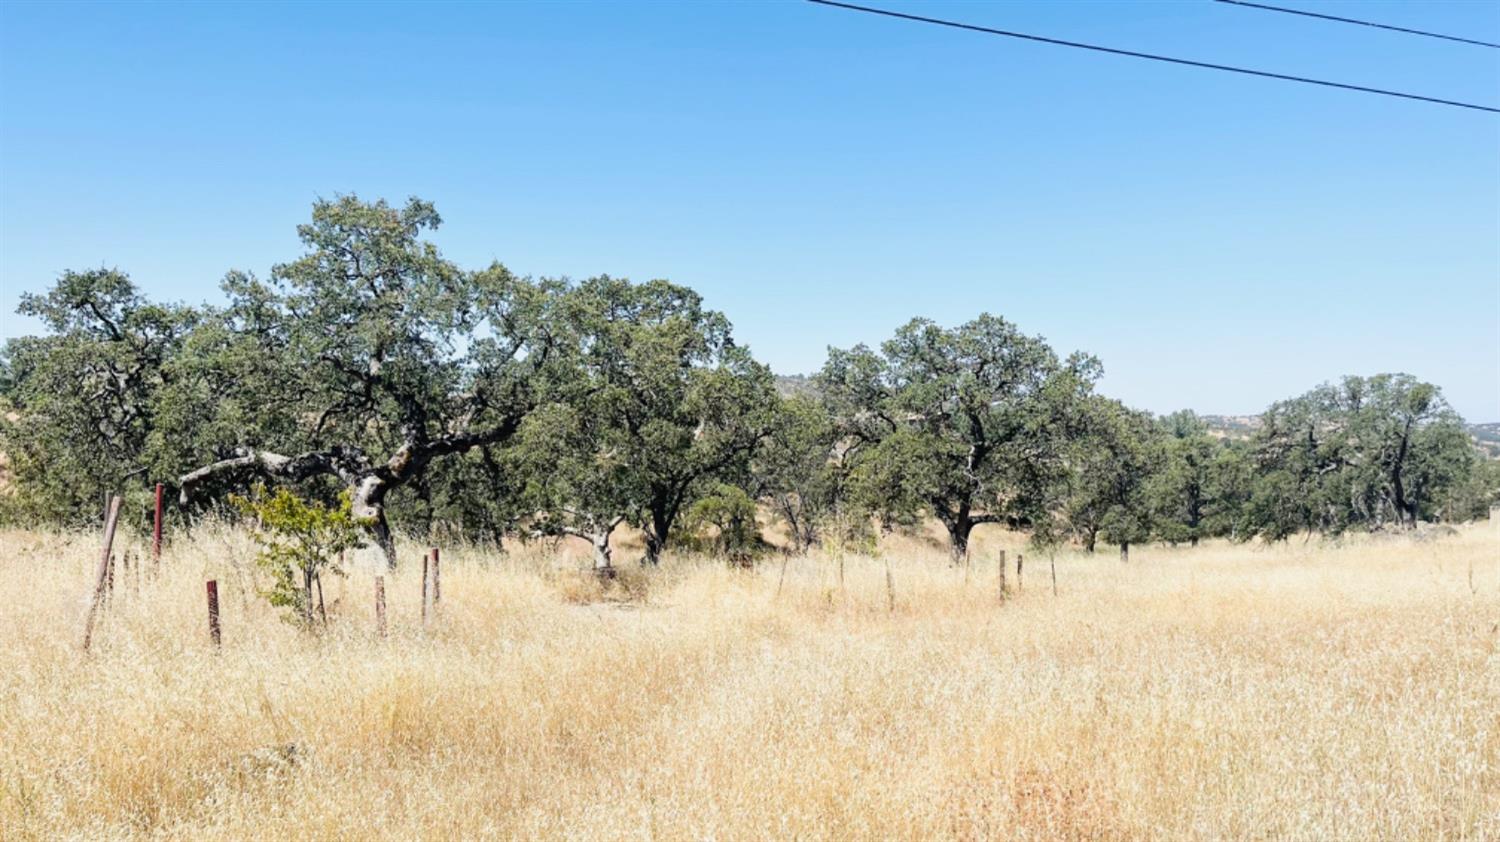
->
left=1246, top=374, right=1478, bottom=538
left=159, top=196, right=571, bottom=566
left=232, top=486, right=363, bottom=625
left=406, top=445, right=526, bottom=548
left=557, top=276, right=779, bottom=563
left=1444, top=458, right=1500, bottom=521
left=677, top=483, right=764, bottom=562
left=1148, top=411, right=1238, bottom=545
left=510, top=399, right=638, bottom=566
left=0, top=269, right=198, bottom=524
left=1202, top=442, right=1255, bottom=540
left=1060, top=397, right=1158, bottom=558
left=2, top=197, right=1488, bottom=563
left=753, top=396, right=840, bottom=552
left=820, top=314, right=1099, bottom=559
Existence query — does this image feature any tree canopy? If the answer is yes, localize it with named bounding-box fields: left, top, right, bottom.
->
left=169, top=196, right=569, bottom=567
left=819, top=315, right=1100, bottom=559
left=2, top=197, right=1493, bottom=564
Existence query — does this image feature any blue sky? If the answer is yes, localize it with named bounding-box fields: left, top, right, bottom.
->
left=2, top=0, right=1497, bottom=419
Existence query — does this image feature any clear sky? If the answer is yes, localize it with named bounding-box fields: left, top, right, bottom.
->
left=2, top=0, right=1497, bottom=419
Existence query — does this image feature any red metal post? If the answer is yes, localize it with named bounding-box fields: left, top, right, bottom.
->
left=152, top=482, right=164, bottom=561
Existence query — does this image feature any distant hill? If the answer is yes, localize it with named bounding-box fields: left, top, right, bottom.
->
left=1471, top=422, right=1500, bottom=459
left=1198, top=415, right=1262, bottom=440
left=774, top=374, right=821, bottom=400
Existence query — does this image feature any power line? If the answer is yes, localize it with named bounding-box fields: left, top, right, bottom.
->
left=1213, top=0, right=1500, bottom=50
left=806, top=0, right=1499, bottom=114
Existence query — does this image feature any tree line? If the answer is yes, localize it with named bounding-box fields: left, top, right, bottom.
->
left=2, top=196, right=1494, bottom=569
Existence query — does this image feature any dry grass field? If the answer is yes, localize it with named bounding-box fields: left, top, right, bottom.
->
left=1, top=520, right=1496, bottom=840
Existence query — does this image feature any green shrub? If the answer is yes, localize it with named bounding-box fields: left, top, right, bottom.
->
left=232, top=485, right=363, bottom=626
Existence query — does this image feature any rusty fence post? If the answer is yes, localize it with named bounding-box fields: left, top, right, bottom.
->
left=152, top=482, right=164, bottom=562
left=375, top=576, right=388, bottom=638
left=81, top=495, right=124, bottom=652
left=205, top=580, right=222, bottom=648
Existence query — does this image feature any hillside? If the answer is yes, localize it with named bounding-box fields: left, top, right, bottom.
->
left=1471, top=422, right=1500, bottom=459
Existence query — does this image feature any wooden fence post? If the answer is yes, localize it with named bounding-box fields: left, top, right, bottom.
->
left=997, top=549, right=1007, bottom=603
left=1016, top=554, right=1024, bottom=593
left=430, top=546, right=441, bottom=606
left=421, top=551, right=430, bottom=625
left=205, top=580, right=222, bottom=648
left=885, top=559, right=895, bottom=613
left=375, top=576, right=387, bottom=638
left=1050, top=555, right=1058, bottom=597
left=152, top=482, right=164, bottom=562
left=81, top=495, right=123, bottom=652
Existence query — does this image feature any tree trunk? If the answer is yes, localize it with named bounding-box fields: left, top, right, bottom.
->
left=779, top=498, right=807, bottom=554
left=1392, top=469, right=1415, bottom=529
left=315, top=571, right=327, bottom=624
left=351, top=475, right=397, bottom=570
left=1119, top=541, right=1130, bottom=563
left=643, top=529, right=665, bottom=565
left=643, top=498, right=677, bottom=565
left=1084, top=531, right=1097, bottom=554
left=947, top=517, right=974, bottom=563
left=302, top=566, right=316, bottom=626
left=590, top=530, right=613, bottom=571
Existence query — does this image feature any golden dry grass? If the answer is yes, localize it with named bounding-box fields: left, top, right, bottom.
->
left=1, top=520, right=1497, bottom=840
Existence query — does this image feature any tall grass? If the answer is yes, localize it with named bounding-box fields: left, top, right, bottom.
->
left=1, top=519, right=1496, bottom=840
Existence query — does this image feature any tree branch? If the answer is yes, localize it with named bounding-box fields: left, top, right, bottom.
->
left=178, top=446, right=367, bottom=503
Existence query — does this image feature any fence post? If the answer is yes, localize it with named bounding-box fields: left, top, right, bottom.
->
left=1016, top=554, right=1023, bottom=593
left=998, top=549, right=1007, bottom=603
left=885, top=559, right=895, bottom=613
left=1050, top=555, right=1058, bottom=597
left=152, top=482, right=164, bottom=562
left=375, top=576, right=388, bottom=638
left=81, top=495, right=123, bottom=652
left=206, top=580, right=222, bottom=648
left=430, top=547, right=441, bottom=606
left=421, top=551, right=430, bottom=625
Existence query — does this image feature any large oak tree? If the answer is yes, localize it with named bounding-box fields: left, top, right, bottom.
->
left=820, top=315, right=1098, bottom=560
left=554, top=276, right=778, bottom=564
left=174, top=196, right=566, bottom=568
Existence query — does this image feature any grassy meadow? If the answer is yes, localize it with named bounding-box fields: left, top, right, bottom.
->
left=1, top=520, right=1497, bottom=840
